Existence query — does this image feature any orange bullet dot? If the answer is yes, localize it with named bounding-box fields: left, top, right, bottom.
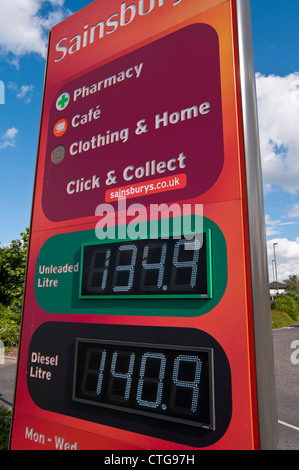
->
left=54, top=118, right=68, bottom=137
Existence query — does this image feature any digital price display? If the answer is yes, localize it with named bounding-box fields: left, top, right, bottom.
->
left=80, top=233, right=212, bottom=298
left=73, top=339, right=215, bottom=430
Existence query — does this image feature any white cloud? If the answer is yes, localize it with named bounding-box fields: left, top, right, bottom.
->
left=256, top=72, right=299, bottom=193
left=265, top=214, right=295, bottom=237
left=8, top=82, right=35, bottom=103
left=0, top=127, right=18, bottom=149
left=0, top=0, right=70, bottom=65
left=4, top=128, right=18, bottom=139
left=287, top=203, right=299, bottom=218
left=267, top=238, right=299, bottom=282
left=17, top=85, right=35, bottom=103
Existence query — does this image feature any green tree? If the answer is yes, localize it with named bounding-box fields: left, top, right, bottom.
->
left=283, top=275, right=299, bottom=311
left=0, top=302, right=20, bottom=350
left=0, top=228, right=29, bottom=310
left=284, top=274, right=299, bottom=294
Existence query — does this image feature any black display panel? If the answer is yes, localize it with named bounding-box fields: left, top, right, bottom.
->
left=26, top=323, right=232, bottom=447
left=73, top=339, right=215, bottom=430
left=80, top=233, right=212, bottom=298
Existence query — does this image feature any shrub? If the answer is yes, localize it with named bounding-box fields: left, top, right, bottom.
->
left=0, top=303, right=21, bottom=351
left=271, top=294, right=299, bottom=321
left=0, top=321, right=20, bottom=351
left=272, top=310, right=294, bottom=329
left=0, top=405, right=11, bottom=450
left=284, top=291, right=299, bottom=310
left=0, top=303, right=21, bottom=324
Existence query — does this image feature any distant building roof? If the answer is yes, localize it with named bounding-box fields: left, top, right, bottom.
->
left=269, top=282, right=287, bottom=289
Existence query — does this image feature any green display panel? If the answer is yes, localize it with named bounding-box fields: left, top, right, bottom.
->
left=35, top=217, right=227, bottom=316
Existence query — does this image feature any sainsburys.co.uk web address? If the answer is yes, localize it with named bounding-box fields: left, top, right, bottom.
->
left=105, top=173, right=186, bottom=202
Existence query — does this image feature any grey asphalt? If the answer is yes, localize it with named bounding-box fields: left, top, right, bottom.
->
left=273, top=323, right=299, bottom=450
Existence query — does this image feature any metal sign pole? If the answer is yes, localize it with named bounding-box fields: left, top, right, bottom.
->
left=236, top=0, right=278, bottom=449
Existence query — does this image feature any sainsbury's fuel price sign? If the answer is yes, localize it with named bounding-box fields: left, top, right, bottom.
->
left=10, top=0, right=277, bottom=450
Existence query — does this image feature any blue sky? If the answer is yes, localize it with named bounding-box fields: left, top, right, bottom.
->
left=0, top=0, right=298, bottom=282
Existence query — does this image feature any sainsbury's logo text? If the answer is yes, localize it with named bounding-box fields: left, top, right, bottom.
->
left=55, top=0, right=183, bottom=63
